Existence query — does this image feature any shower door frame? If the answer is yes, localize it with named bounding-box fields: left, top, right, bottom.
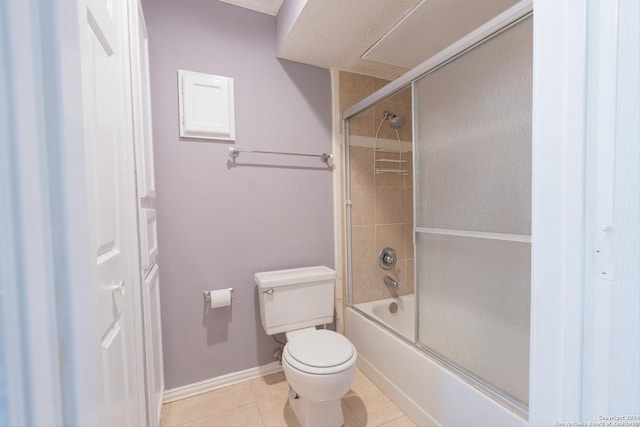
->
left=343, top=0, right=533, bottom=418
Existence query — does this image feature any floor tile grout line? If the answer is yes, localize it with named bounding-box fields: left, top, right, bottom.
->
left=374, top=413, right=415, bottom=427
left=247, top=378, right=266, bottom=427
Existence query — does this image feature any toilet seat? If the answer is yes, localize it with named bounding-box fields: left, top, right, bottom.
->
left=283, top=330, right=356, bottom=375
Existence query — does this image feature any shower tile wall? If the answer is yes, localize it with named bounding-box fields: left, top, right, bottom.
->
left=339, top=71, right=414, bottom=304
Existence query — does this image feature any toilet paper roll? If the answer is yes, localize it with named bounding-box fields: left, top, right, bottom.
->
left=208, top=288, right=232, bottom=309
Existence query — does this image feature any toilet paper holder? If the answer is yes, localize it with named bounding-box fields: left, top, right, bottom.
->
left=203, top=288, right=234, bottom=304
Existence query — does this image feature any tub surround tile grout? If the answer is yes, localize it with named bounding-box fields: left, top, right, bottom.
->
left=339, top=71, right=413, bottom=309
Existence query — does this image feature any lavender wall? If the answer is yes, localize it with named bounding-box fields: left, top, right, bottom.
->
left=143, top=0, right=333, bottom=389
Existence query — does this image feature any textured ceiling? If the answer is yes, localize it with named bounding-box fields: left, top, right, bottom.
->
left=219, top=0, right=525, bottom=80
left=362, top=0, right=521, bottom=69
left=278, top=0, right=419, bottom=80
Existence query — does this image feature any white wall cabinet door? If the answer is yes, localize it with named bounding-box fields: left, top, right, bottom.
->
left=77, top=0, right=142, bottom=425
left=178, top=69, right=236, bottom=140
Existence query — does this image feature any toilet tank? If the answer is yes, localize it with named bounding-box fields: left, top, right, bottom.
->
left=255, top=266, right=336, bottom=335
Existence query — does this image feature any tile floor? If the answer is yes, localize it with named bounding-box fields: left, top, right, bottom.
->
left=160, top=368, right=416, bottom=427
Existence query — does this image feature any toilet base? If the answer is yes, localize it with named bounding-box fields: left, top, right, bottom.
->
left=288, top=387, right=345, bottom=427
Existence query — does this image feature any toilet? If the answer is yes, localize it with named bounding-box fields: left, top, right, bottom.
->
left=255, top=266, right=357, bottom=427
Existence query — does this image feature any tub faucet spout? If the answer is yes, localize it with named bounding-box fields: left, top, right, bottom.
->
left=384, top=275, right=399, bottom=290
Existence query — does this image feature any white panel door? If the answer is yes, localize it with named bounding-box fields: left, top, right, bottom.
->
left=78, top=0, right=141, bottom=425
left=129, top=1, right=164, bottom=425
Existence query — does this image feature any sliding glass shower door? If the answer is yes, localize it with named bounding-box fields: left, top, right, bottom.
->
left=414, top=16, right=532, bottom=408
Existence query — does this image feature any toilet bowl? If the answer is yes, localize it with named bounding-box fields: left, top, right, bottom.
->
left=254, top=266, right=357, bottom=427
left=282, top=329, right=357, bottom=427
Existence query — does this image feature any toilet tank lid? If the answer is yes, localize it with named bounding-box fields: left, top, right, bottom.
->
left=254, top=266, right=335, bottom=288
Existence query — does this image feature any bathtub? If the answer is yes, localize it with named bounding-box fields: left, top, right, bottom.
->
left=347, top=296, right=526, bottom=427
left=355, top=294, right=415, bottom=339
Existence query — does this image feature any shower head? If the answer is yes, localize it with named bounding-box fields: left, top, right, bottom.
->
left=384, top=111, right=406, bottom=129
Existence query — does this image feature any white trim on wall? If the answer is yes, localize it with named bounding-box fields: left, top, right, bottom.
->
left=530, top=0, right=640, bottom=422
left=163, top=362, right=283, bottom=403
left=529, top=0, right=588, bottom=423
left=330, top=68, right=345, bottom=334
left=582, top=0, right=640, bottom=418
left=581, top=0, right=619, bottom=418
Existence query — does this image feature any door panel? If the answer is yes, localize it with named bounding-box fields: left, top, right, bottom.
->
left=143, top=266, right=163, bottom=424
left=140, top=208, right=158, bottom=274
left=129, top=1, right=164, bottom=425
left=79, top=0, right=140, bottom=425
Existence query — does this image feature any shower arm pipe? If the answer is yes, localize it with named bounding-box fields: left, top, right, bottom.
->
left=228, top=146, right=333, bottom=164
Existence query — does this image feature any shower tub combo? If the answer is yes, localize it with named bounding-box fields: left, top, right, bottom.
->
left=347, top=296, right=525, bottom=426
left=342, top=4, right=533, bottom=427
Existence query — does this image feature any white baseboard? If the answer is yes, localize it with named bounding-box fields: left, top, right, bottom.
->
left=163, top=362, right=283, bottom=403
